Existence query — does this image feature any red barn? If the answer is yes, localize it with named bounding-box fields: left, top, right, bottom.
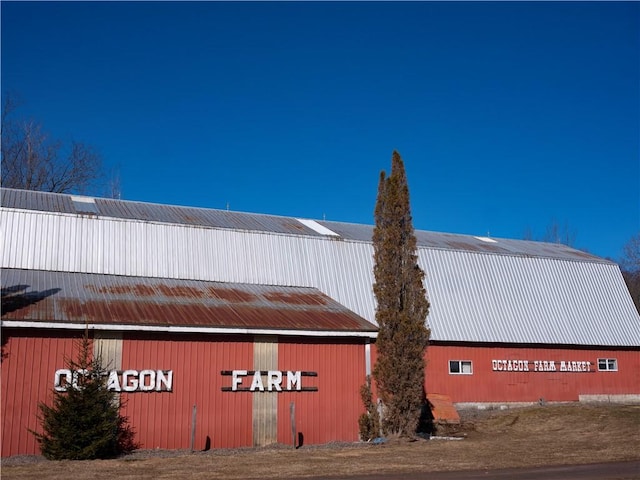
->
left=2, top=188, right=639, bottom=456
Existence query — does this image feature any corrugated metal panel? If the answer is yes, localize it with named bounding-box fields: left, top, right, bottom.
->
left=1, top=269, right=377, bottom=333
left=426, top=344, right=640, bottom=403
left=1, top=187, right=609, bottom=263
left=422, top=249, right=640, bottom=345
left=319, top=220, right=607, bottom=263
left=2, top=190, right=639, bottom=347
left=0, top=209, right=377, bottom=321
left=120, top=333, right=253, bottom=449
left=1, top=188, right=76, bottom=214
left=0, top=330, right=80, bottom=457
left=1, top=188, right=327, bottom=237
left=277, top=338, right=367, bottom=445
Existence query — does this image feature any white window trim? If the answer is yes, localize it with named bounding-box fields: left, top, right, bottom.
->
left=449, top=360, right=473, bottom=375
left=597, top=358, right=618, bottom=372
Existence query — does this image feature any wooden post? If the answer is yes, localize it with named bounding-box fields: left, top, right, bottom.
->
left=190, top=404, right=197, bottom=452
left=290, top=401, right=296, bottom=448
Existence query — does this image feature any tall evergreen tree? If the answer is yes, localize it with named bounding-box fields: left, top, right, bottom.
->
left=372, top=151, right=431, bottom=437
left=31, top=332, right=138, bottom=460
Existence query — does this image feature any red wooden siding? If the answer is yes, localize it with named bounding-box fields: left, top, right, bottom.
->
left=1, top=330, right=81, bottom=457
left=277, top=338, right=367, bottom=445
left=120, top=333, right=253, bottom=450
left=426, top=344, right=640, bottom=403
left=4, top=328, right=639, bottom=458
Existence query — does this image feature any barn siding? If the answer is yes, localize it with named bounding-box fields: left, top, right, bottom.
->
left=277, top=338, right=367, bottom=445
left=119, top=333, right=253, bottom=450
left=426, top=344, right=640, bottom=403
left=1, top=330, right=81, bottom=457
left=3, top=328, right=640, bottom=457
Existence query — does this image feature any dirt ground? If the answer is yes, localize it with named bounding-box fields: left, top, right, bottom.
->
left=2, top=404, right=639, bottom=479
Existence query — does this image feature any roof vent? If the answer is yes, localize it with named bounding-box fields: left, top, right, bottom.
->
left=296, top=218, right=340, bottom=236
left=71, top=195, right=99, bottom=215
left=474, top=236, right=497, bottom=243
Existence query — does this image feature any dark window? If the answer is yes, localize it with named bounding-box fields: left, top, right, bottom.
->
left=449, top=360, right=472, bottom=375
left=597, top=358, right=618, bottom=371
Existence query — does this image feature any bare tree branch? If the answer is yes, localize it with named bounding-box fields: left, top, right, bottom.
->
left=620, top=233, right=640, bottom=314
left=1, top=93, right=104, bottom=194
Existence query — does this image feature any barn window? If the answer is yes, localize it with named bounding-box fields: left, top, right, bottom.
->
left=597, top=358, right=618, bottom=371
left=449, top=360, right=473, bottom=375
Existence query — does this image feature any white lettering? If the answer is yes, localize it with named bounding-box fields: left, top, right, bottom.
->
left=493, top=359, right=592, bottom=373
left=250, top=371, right=264, bottom=391
left=107, top=370, right=122, bottom=392
left=156, top=370, right=173, bottom=391
left=139, top=370, right=156, bottom=392
left=54, top=368, right=173, bottom=392
left=72, top=369, right=88, bottom=390
left=232, top=370, right=247, bottom=391
left=287, top=371, right=301, bottom=391
left=54, top=369, right=72, bottom=392
left=268, top=371, right=282, bottom=391
left=122, top=370, right=139, bottom=392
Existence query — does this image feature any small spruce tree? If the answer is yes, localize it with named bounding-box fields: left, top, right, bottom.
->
left=31, top=331, right=138, bottom=460
left=372, top=151, right=431, bottom=437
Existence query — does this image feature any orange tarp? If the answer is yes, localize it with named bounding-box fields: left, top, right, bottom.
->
left=427, top=393, right=460, bottom=424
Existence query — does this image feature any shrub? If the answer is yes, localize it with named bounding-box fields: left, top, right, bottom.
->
left=31, top=332, right=139, bottom=460
left=358, top=375, right=380, bottom=441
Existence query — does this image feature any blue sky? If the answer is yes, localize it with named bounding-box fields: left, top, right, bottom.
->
left=2, top=1, right=638, bottom=261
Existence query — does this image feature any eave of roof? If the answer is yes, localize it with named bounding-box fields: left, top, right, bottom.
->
left=1, top=268, right=378, bottom=337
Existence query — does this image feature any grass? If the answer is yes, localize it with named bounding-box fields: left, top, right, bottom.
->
left=2, top=404, right=639, bottom=479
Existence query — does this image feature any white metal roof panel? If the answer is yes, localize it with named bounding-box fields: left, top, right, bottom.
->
left=1, top=188, right=607, bottom=263
left=2, top=188, right=638, bottom=347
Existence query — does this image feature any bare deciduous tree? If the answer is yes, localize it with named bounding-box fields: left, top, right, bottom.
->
left=1, top=94, right=103, bottom=194
left=538, top=219, right=577, bottom=246
left=620, top=233, right=640, bottom=314
left=523, top=220, right=581, bottom=249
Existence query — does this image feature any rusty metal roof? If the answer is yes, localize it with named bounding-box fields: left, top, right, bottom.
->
left=1, top=269, right=377, bottom=334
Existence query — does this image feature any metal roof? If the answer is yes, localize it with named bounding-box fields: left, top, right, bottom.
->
left=2, top=187, right=638, bottom=347
left=1, top=188, right=327, bottom=237
left=0, top=187, right=607, bottom=263
left=1, top=269, right=377, bottom=335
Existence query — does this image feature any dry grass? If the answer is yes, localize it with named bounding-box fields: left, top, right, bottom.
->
left=2, top=404, right=639, bottom=479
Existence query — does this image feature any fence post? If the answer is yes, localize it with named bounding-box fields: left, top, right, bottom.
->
left=290, top=401, right=296, bottom=448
